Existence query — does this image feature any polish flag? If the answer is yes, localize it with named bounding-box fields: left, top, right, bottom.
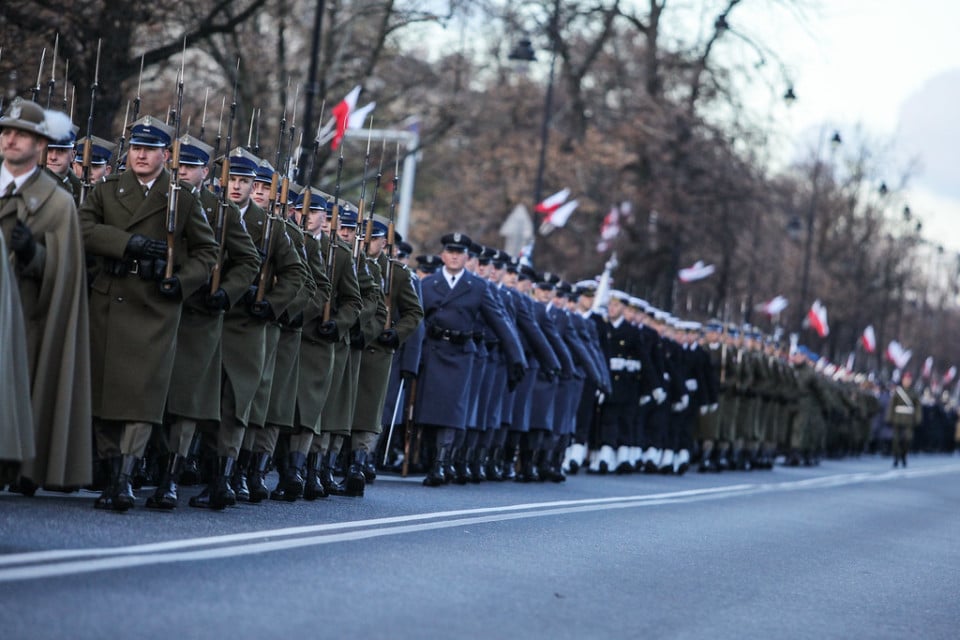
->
left=678, top=260, right=716, bottom=283
left=319, top=86, right=376, bottom=150
left=539, top=199, right=579, bottom=235
left=596, top=203, right=623, bottom=252
left=860, top=325, right=876, bottom=353
left=886, top=340, right=912, bottom=370
left=922, top=356, right=934, bottom=379
left=943, top=366, right=956, bottom=385
left=535, top=188, right=571, bottom=214
left=807, top=300, right=829, bottom=337
left=757, top=295, right=788, bottom=316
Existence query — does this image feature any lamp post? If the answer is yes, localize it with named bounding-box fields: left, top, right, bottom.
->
left=508, top=0, right=560, bottom=261
left=795, top=129, right=842, bottom=335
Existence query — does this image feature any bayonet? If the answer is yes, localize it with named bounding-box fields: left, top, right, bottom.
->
left=198, top=87, right=209, bottom=142
left=79, top=39, right=102, bottom=205
left=45, top=34, right=58, bottom=108
left=162, top=36, right=187, bottom=290
left=31, top=47, right=45, bottom=103
left=210, top=58, right=240, bottom=294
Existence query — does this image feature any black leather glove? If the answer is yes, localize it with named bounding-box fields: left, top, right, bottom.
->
left=377, top=329, right=400, bottom=349
left=10, top=220, right=37, bottom=264
left=507, top=362, right=526, bottom=392
left=316, top=320, right=338, bottom=341
left=204, top=288, right=230, bottom=311
left=249, top=299, right=274, bottom=320
left=241, top=285, right=258, bottom=306
left=125, top=234, right=167, bottom=259
left=158, top=276, right=181, bottom=298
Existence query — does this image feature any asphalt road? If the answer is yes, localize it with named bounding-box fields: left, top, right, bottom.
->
left=2, top=454, right=959, bottom=640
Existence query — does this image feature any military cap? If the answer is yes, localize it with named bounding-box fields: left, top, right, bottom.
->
left=440, top=232, right=472, bottom=252
left=628, top=296, right=649, bottom=311
left=76, top=135, right=117, bottom=165
left=338, top=210, right=359, bottom=228
left=129, top=115, right=174, bottom=148
left=396, top=240, right=413, bottom=258
left=609, top=289, right=630, bottom=303
left=468, top=241, right=484, bottom=258
left=254, top=160, right=276, bottom=184
left=47, top=123, right=80, bottom=149
left=478, top=246, right=496, bottom=266
left=0, top=98, right=74, bottom=142
left=555, top=281, right=575, bottom=298
left=177, top=134, right=213, bottom=166
left=492, top=250, right=510, bottom=268
left=651, top=308, right=670, bottom=321
left=535, top=271, right=560, bottom=290
left=223, top=146, right=260, bottom=177
left=294, top=187, right=327, bottom=211
left=704, top=319, right=724, bottom=334
left=368, top=216, right=388, bottom=238
left=518, top=264, right=537, bottom=281
left=287, top=182, right=303, bottom=204
left=575, top=280, right=598, bottom=296
left=415, top=254, right=442, bottom=273
left=505, top=256, right=521, bottom=274
left=726, top=323, right=740, bottom=338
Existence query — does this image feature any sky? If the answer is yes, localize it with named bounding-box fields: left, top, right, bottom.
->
left=740, top=0, right=960, bottom=251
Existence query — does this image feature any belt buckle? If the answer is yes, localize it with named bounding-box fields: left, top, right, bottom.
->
left=128, top=260, right=140, bottom=275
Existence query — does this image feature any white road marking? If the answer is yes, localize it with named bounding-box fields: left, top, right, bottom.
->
left=1, top=463, right=957, bottom=583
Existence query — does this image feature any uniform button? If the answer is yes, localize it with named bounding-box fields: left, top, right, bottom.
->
left=116, top=297, right=124, bottom=302
left=614, top=374, right=620, bottom=381
left=619, top=340, right=625, bottom=346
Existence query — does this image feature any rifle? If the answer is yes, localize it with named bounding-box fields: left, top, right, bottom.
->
left=252, top=108, right=262, bottom=156
left=382, top=377, right=405, bottom=467
left=78, top=39, right=101, bottom=205
left=210, top=60, right=240, bottom=295
left=383, top=144, right=401, bottom=329
left=401, top=377, right=419, bottom=477
left=162, top=38, right=187, bottom=289
left=31, top=47, right=45, bottom=103
left=112, top=100, right=130, bottom=174
left=362, top=139, right=386, bottom=257
left=322, top=136, right=345, bottom=322
left=198, top=88, right=209, bottom=142
left=45, top=34, right=58, bottom=108
left=132, top=55, right=144, bottom=125
left=207, top=95, right=226, bottom=192
left=352, top=119, right=374, bottom=264
left=62, top=58, right=69, bottom=112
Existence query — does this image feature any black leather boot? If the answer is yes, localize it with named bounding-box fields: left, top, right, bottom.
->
left=189, top=457, right=236, bottom=510
left=94, top=457, right=122, bottom=510
left=541, top=450, right=566, bottom=483
left=246, top=453, right=271, bottom=503
left=486, top=446, right=503, bottom=482
left=423, top=446, right=450, bottom=487
left=272, top=451, right=306, bottom=502
left=145, top=453, right=181, bottom=510
left=471, top=447, right=487, bottom=483
left=232, top=449, right=253, bottom=502
left=502, top=446, right=518, bottom=481
left=112, top=454, right=138, bottom=511
left=179, top=435, right=203, bottom=486
left=320, top=449, right=347, bottom=496
left=517, top=448, right=540, bottom=483
left=453, top=447, right=470, bottom=485
left=303, top=452, right=328, bottom=500
left=344, top=450, right=367, bottom=497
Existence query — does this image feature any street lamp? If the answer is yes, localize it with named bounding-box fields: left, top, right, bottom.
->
left=795, top=129, right=842, bottom=335
left=508, top=0, right=561, bottom=262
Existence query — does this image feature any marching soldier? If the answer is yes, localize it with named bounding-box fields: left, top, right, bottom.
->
left=886, top=371, right=921, bottom=468
left=79, top=115, right=218, bottom=511
left=0, top=98, right=92, bottom=493
left=72, top=136, right=116, bottom=184
left=149, top=135, right=260, bottom=510
left=43, top=123, right=82, bottom=205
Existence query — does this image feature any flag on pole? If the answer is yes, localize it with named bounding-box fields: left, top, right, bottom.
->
left=807, top=300, right=829, bottom=337
left=943, top=366, right=957, bottom=385
left=860, top=325, right=876, bottom=353
left=596, top=203, right=623, bottom=252
left=317, top=85, right=376, bottom=150
left=678, top=260, right=716, bottom=283
left=757, top=295, right=789, bottom=316
left=538, top=199, right=579, bottom=235
left=922, top=356, right=934, bottom=379
left=534, top=188, right=570, bottom=214
left=886, top=340, right=912, bottom=370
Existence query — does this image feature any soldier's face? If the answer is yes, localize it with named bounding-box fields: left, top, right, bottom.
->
left=251, top=180, right=272, bottom=208
left=367, top=236, right=387, bottom=256
left=502, top=270, right=518, bottom=287
left=320, top=216, right=331, bottom=234
left=338, top=225, right=357, bottom=245
left=179, top=164, right=208, bottom=189
left=228, top=175, right=254, bottom=206
left=1, top=129, right=45, bottom=170
left=577, top=295, right=593, bottom=311
left=305, top=209, right=325, bottom=235
left=532, top=287, right=552, bottom=303
left=128, top=144, right=168, bottom=182
left=441, top=248, right=468, bottom=273
left=45, top=147, right=74, bottom=175
left=608, top=298, right=624, bottom=320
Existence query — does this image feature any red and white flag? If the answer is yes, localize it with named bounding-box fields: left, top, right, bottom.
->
left=538, top=198, right=579, bottom=235
left=596, top=203, right=623, bottom=252
left=943, top=366, right=957, bottom=385
left=886, top=340, right=912, bottom=370
left=860, top=325, right=876, bottom=353
left=807, top=300, right=829, bottom=337
left=318, top=85, right=376, bottom=150
left=534, top=188, right=571, bottom=215
left=757, top=295, right=788, bottom=316
left=922, top=356, right=934, bottom=379
left=678, top=260, right=716, bottom=283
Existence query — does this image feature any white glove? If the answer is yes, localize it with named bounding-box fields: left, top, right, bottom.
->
left=652, top=388, right=667, bottom=405
left=596, top=391, right=606, bottom=405
left=685, top=379, right=698, bottom=392
left=709, top=403, right=719, bottom=413
left=699, top=405, right=709, bottom=416
left=639, top=395, right=652, bottom=406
